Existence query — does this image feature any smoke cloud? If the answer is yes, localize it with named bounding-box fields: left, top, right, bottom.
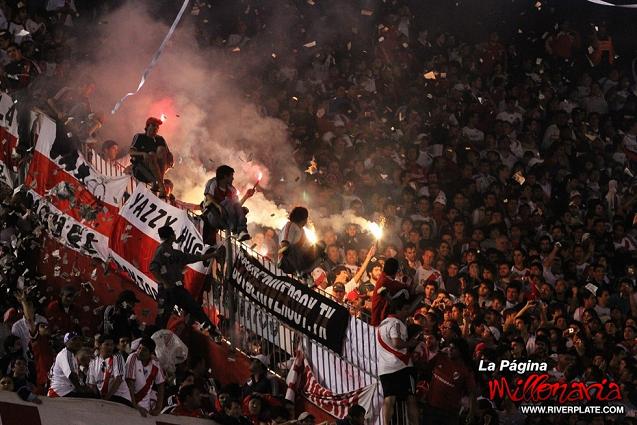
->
left=75, top=1, right=377, bottom=232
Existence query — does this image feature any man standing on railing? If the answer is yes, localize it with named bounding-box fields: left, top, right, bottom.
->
left=129, top=117, right=173, bottom=197
left=150, top=224, right=220, bottom=338
left=377, top=296, right=421, bottom=425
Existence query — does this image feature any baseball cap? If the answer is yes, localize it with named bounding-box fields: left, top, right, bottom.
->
left=3, top=308, right=17, bottom=323
left=251, top=354, right=269, bottom=367
left=570, top=191, right=582, bottom=199
left=474, top=342, right=487, bottom=354
left=64, top=332, right=80, bottom=344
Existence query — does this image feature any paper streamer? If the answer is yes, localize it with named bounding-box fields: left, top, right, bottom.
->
left=586, top=0, right=637, bottom=7
left=111, top=0, right=191, bottom=114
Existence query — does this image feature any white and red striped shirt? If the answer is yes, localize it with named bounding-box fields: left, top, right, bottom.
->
left=204, top=178, right=238, bottom=204
left=377, top=316, right=412, bottom=376
left=49, top=348, right=78, bottom=396
left=88, top=353, right=129, bottom=400
left=279, top=222, right=305, bottom=246
left=124, top=353, right=164, bottom=410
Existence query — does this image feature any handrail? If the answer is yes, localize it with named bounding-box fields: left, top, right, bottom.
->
left=209, top=232, right=380, bottom=412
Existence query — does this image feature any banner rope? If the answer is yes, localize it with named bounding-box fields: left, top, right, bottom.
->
left=111, top=0, right=192, bottom=114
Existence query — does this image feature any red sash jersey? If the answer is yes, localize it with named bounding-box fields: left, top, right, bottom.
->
left=204, top=178, right=238, bottom=204
left=376, top=315, right=412, bottom=375
left=371, top=273, right=410, bottom=326
left=426, top=353, right=476, bottom=411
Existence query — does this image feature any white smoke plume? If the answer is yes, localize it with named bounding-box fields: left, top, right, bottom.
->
left=76, top=1, right=374, bottom=232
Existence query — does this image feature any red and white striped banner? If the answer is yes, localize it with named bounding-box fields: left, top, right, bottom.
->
left=0, top=92, right=19, bottom=188
left=286, top=348, right=380, bottom=422
left=24, top=112, right=124, bottom=261
left=109, top=184, right=211, bottom=299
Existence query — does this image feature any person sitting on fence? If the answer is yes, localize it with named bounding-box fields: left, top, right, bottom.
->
left=278, top=206, right=324, bottom=276
left=129, top=117, right=173, bottom=197
left=203, top=165, right=254, bottom=242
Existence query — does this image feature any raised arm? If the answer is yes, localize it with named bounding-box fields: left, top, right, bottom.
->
left=352, top=242, right=377, bottom=285
left=15, top=290, right=35, bottom=333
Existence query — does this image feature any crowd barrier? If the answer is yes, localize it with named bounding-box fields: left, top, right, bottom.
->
left=80, top=143, right=137, bottom=197
left=210, top=237, right=394, bottom=424
left=0, top=391, right=215, bottom=425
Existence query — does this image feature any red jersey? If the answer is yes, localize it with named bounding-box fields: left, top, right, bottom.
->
left=426, top=353, right=475, bottom=411
left=371, top=273, right=410, bottom=326
left=30, top=333, right=55, bottom=394
left=204, top=178, right=238, bottom=204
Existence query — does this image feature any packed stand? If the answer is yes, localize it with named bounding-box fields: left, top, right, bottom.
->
left=212, top=1, right=637, bottom=424
left=0, top=0, right=636, bottom=424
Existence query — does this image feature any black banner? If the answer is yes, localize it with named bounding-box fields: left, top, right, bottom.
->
left=230, top=249, right=349, bottom=354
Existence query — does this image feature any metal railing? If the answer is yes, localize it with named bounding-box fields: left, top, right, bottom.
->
left=79, top=144, right=136, bottom=198
left=207, top=235, right=387, bottom=422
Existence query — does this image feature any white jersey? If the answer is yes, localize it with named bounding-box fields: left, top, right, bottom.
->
left=377, top=316, right=412, bottom=376
left=125, top=352, right=165, bottom=410
left=11, top=315, right=47, bottom=357
left=279, top=222, right=304, bottom=246
left=88, top=353, right=130, bottom=400
left=49, top=348, right=78, bottom=396
left=415, top=266, right=445, bottom=289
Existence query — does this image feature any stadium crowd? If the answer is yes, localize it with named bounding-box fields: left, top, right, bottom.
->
left=0, top=0, right=636, bottom=424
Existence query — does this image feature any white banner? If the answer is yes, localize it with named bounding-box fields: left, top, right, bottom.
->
left=109, top=184, right=211, bottom=299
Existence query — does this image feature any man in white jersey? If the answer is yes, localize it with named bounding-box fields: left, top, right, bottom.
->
left=88, top=335, right=130, bottom=406
left=377, top=296, right=421, bottom=425
left=415, top=248, right=445, bottom=289
left=125, top=337, right=165, bottom=417
left=48, top=332, right=93, bottom=397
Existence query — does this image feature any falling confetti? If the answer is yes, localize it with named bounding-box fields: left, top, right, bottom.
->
left=305, top=157, right=318, bottom=175
left=423, top=71, right=436, bottom=80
